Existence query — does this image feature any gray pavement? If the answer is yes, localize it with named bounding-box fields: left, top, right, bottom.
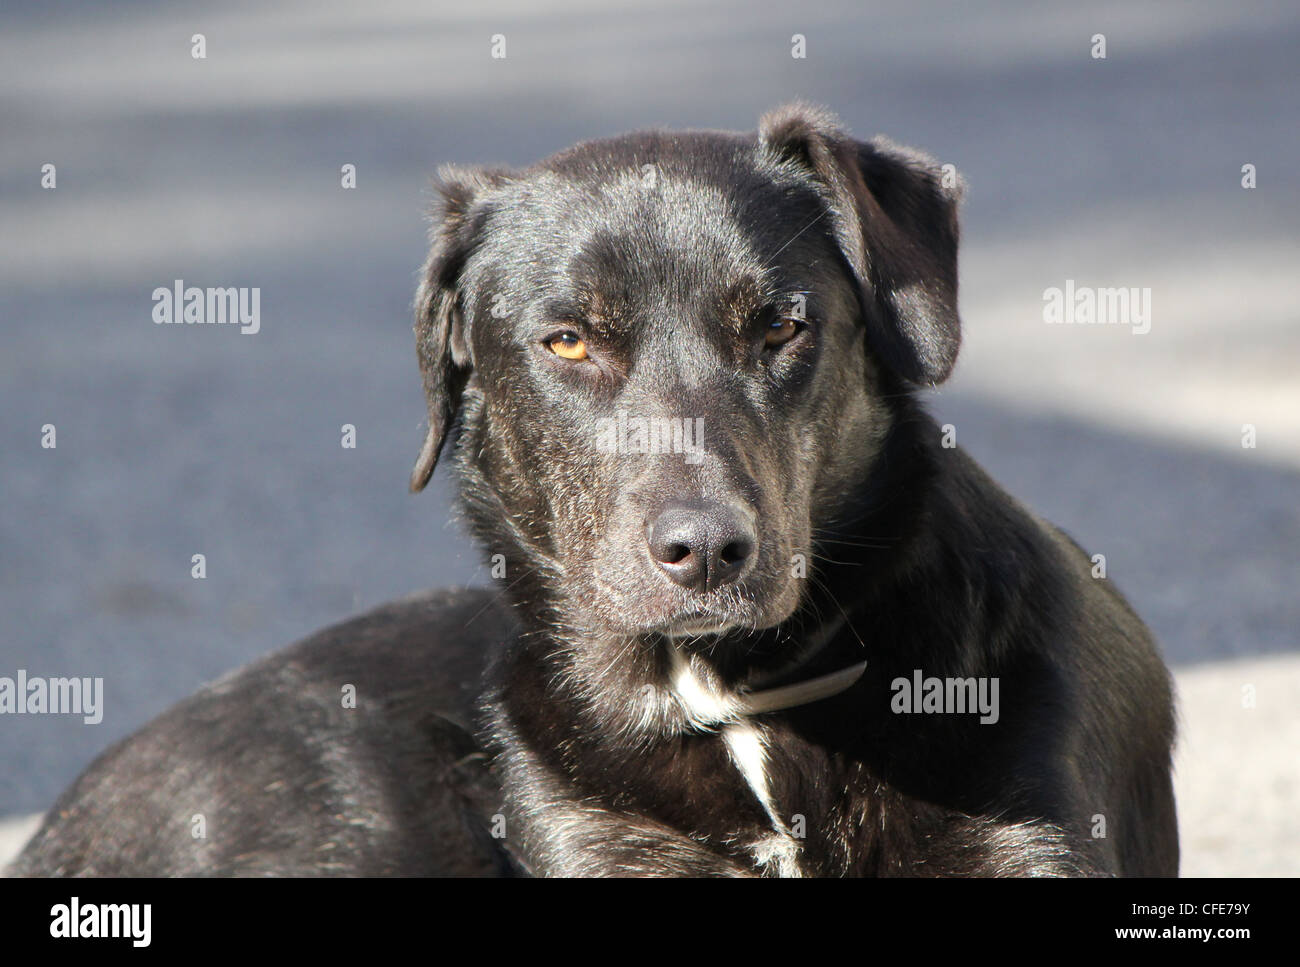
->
left=1, top=1, right=1297, bottom=874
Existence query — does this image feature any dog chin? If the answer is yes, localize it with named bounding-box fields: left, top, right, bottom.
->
left=579, top=574, right=804, bottom=640
left=659, top=617, right=744, bottom=640
left=619, top=598, right=797, bottom=641
left=583, top=605, right=757, bottom=641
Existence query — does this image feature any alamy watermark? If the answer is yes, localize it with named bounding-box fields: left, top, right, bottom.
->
left=890, top=669, right=1000, bottom=725
left=152, top=279, right=260, bottom=334
left=50, top=898, right=150, bottom=947
left=595, top=411, right=705, bottom=464
left=0, top=670, right=103, bottom=724
left=1043, top=280, right=1150, bottom=334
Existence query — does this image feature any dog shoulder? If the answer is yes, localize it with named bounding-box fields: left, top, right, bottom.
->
left=9, top=588, right=515, bottom=876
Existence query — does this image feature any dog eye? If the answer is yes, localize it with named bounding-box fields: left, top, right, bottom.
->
left=546, top=332, right=589, bottom=360
left=764, top=318, right=801, bottom=349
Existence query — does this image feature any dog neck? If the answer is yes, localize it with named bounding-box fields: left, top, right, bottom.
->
left=666, top=615, right=866, bottom=730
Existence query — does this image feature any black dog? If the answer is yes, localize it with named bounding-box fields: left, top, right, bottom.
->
left=11, top=104, right=1178, bottom=877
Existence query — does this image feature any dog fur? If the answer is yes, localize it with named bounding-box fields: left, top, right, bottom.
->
left=11, top=104, right=1178, bottom=877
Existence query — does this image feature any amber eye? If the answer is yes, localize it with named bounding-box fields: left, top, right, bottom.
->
left=765, top=318, right=799, bottom=348
left=546, top=332, right=588, bottom=360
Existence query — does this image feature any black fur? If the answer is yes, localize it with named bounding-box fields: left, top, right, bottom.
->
left=11, top=104, right=1178, bottom=877
left=11, top=591, right=519, bottom=876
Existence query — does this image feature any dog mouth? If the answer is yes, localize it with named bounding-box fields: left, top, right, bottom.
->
left=648, top=599, right=770, bottom=640
left=590, top=570, right=800, bottom=640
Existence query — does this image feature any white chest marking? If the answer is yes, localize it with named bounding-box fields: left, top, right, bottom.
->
left=720, top=721, right=803, bottom=877
left=668, top=646, right=802, bottom=876
left=667, top=644, right=745, bottom=729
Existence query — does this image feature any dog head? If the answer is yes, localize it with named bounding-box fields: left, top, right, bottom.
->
left=411, top=103, right=961, bottom=659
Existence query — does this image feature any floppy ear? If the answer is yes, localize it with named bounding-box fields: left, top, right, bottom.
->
left=409, top=165, right=503, bottom=493
left=758, top=103, right=963, bottom=385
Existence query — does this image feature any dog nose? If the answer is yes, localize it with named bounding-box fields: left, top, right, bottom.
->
left=647, top=501, right=756, bottom=593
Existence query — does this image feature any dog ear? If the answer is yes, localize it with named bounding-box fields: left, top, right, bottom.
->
left=409, top=165, right=504, bottom=493
left=758, top=103, right=963, bottom=385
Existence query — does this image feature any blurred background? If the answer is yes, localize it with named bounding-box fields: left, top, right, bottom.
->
left=1, top=0, right=1296, bottom=875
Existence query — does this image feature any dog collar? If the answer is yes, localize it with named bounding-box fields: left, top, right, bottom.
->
left=669, top=642, right=867, bottom=727
left=736, top=659, right=868, bottom=715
